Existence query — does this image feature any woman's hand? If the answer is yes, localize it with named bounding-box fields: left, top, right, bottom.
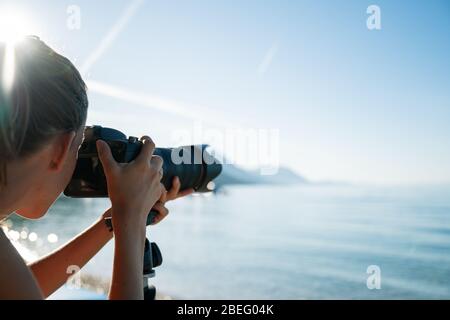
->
left=96, top=136, right=164, bottom=235
left=150, top=176, right=194, bottom=225
left=97, top=135, right=166, bottom=299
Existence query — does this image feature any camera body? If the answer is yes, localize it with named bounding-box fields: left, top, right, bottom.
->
left=64, top=125, right=222, bottom=198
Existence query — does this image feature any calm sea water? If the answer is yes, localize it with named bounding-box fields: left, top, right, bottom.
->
left=6, top=184, right=450, bottom=299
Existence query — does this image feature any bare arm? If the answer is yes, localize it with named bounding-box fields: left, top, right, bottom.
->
left=108, top=212, right=146, bottom=300
left=28, top=176, right=191, bottom=299
left=0, top=228, right=43, bottom=299
left=28, top=210, right=113, bottom=298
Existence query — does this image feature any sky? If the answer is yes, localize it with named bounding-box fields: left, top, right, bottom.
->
left=1, top=0, right=449, bottom=185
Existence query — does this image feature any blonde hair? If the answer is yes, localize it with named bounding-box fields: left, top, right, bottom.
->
left=0, top=36, right=88, bottom=186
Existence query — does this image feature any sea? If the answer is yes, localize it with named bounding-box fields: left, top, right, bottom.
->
left=4, top=184, right=450, bottom=299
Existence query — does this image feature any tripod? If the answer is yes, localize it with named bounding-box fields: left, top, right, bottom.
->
left=143, top=237, right=163, bottom=300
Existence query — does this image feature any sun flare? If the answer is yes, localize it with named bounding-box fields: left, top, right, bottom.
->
left=0, top=7, right=35, bottom=92
left=0, top=7, right=33, bottom=44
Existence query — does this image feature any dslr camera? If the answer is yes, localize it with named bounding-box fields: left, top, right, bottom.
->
left=64, top=125, right=222, bottom=224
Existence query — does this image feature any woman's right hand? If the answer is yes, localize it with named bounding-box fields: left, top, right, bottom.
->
left=96, top=136, right=164, bottom=235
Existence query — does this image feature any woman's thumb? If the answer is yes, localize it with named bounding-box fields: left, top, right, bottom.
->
left=96, top=140, right=117, bottom=174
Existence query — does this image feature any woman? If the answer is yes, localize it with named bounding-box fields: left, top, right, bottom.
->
left=0, top=36, right=192, bottom=299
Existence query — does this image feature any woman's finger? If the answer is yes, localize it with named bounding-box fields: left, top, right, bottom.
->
left=177, top=188, right=195, bottom=198
left=159, top=186, right=167, bottom=203
left=150, top=155, right=164, bottom=172
left=136, top=136, right=155, bottom=165
left=96, top=140, right=119, bottom=176
left=151, top=202, right=169, bottom=224
left=167, top=176, right=181, bottom=199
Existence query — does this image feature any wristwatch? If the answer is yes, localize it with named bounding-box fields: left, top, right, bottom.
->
left=104, top=216, right=113, bottom=232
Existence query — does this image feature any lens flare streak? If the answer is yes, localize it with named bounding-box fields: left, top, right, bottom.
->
left=2, top=43, right=15, bottom=93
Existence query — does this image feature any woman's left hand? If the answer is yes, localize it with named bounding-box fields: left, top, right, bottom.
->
left=150, top=176, right=194, bottom=225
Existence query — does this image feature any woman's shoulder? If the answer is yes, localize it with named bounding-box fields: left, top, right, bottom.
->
left=0, top=228, right=44, bottom=299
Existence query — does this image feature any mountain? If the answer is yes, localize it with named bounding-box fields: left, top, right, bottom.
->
left=213, top=164, right=307, bottom=189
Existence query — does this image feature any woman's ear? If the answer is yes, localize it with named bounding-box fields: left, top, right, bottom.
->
left=48, top=132, right=77, bottom=172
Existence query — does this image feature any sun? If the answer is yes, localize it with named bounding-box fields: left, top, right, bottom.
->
left=0, top=6, right=36, bottom=92
left=0, top=7, right=34, bottom=44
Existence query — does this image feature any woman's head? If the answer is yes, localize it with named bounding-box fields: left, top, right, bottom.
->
left=0, top=36, right=88, bottom=218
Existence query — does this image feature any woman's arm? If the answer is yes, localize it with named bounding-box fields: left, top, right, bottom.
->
left=28, top=176, right=191, bottom=298
left=109, top=209, right=147, bottom=300
left=28, top=210, right=113, bottom=298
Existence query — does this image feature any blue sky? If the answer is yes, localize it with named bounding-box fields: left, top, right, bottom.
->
left=1, top=0, right=450, bottom=184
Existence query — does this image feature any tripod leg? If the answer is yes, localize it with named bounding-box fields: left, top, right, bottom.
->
left=144, top=285, right=156, bottom=300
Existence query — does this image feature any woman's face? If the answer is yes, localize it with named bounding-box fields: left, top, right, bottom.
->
left=15, top=126, right=85, bottom=219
